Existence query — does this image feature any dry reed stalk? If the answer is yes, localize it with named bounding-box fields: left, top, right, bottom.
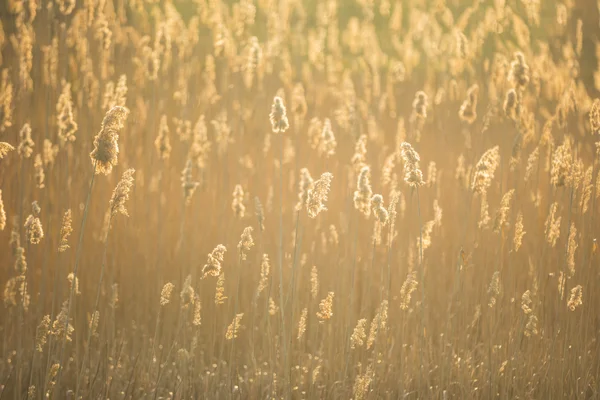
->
left=57, top=106, right=128, bottom=394
left=75, top=169, right=134, bottom=398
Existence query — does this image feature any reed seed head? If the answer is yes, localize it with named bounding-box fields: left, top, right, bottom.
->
left=160, top=283, right=175, bottom=306
left=109, top=169, right=135, bottom=218
left=371, top=194, right=389, bottom=225
left=316, top=291, right=334, bottom=323
left=354, top=166, right=373, bottom=216
left=237, top=226, right=254, bottom=261
left=226, top=313, right=244, bottom=340
left=269, top=96, right=289, bottom=134
left=18, top=123, right=34, bottom=159
left=306, top=172, right=333, bottom=218
left=202, top=244, right=227, bottom=278
left=90, top=106, right=129, bottom=175
left=0, top=142, right=14, bottom=159
left=400, top=142, right=425, bottom=187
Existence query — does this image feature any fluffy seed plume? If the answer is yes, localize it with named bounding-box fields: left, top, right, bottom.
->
left=180, top=275, right=195, bottom=309
left=192, top=297, right=202, bottom=326
left=57, top=83, right=77, bottom=144
left=316, top=291, right=334, bottom=323
left=367, top=300, right=388, bottom=349
left=43, top=140, right=58, bottom=167
left=568, top=285, right=583, bottom=311
left=90, top=106, right=129, bottom=175
left=181, top=159, right=200, bottom=205
left=18, top=123, right=34, bottom=159
left=525, top=314, right=538, bottom=337
left=400, top=270, right=418, bottom=310
left=155, top=115, right=172, bottom=160
left=215, top=273, right=227, bottom=305
left=318, top=119, right=337, bottom=158
left=371, top=194, right=389, bottom=225
left=354, top=166, right=373, bottom=217
left=0, top=142, right=14, bottom=159
left=551, top=139, right=573, bottom=188
left=488, top=271, right=501, bottom=308
left=232, top=184, right=245, bottom=218
left=508, top=52, right=530, bottom=89
left=514, top=212, right=526, bottom=252
left=109, top=169, right=135, bottom=218
left=51, top=301, right=74, bottom=342
left=268, top=297, right=279, bottom=316
left=24, top=202, right=43, bottom=244
left=226, top=313, right=244, bottom=340
left=35, top=315, right=51, bottom=352
left=350, top=319, right=367, bottom=349
left=493, top=189, right=515, bottom=232
left=34, top=154, right=45, bottom=189
left=400, top=142, right=425, bottom=187
left=256, top=254, right=270, bottom=300
left=297, top=308, right=308, bottom=340
left=544, top=202, right=562, bottom=248
left=472, top=146, right=500, bottom=195
left=504, top=89, right=519, bottom=121
left=353, top=365, right=374, bottom=400
left=567, top=223, right=578, bottom=277
left=57, top=210, right=72, bottom=252
left=310, top=266, right=319, bottom=299
left=160, top=283, right=175, bottom=306
left=189, top=116, right=211, bottom=168
left=89, top=311, right=100, bottom=337
left=521, top=290, right=533, bottom=315
left=306, top=172, right=333, bottom=218
left=202, top=244, right=227, bottom=278
left=524, top=147, right=540, bottom=182
left=580, top=166, right=593, bottom=213
left=254, top=197, right=265, bottom=232
left=459, top=84, right=479, bottom=124
left=67, top=273, right=80, bottom=295
left=14, top=246, right=27, bottom=275
left=351, top=134, right=368, bottom=173
left=296, top=168, right=314, bottom=211
left=269, top=96, right=289, bottom=134
left=237, top=226, right=254, bottom=261
left=412, top=91, right=428, bottom=119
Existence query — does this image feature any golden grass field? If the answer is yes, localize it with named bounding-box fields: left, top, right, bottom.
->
left=0, top=0, right=599, bottom=398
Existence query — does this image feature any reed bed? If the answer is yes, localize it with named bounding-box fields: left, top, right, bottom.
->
left=0, top=0, right=599, bottom=398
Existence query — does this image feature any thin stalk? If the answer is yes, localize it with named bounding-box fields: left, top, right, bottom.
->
left=365, top=234, right=377, bottom=315
left=371, top=221, right=390, bottom=397
left=343, top=209, right=359, bottom=384
left=75, top=214, right=113, bottom=398
left=56, top=163, right=97, bottom=394
left=416, top=187, right=426, bottom=393
left=152, top=312, right=183, bottom=400
left=285, top=209, right=301, bottom=378
left=276, top=134, right=287, bottom=389
left=228, top=254, right=243, bottom=393
left=151, top=306, right=163, bottom=370
left=43, top=153, right=71, bottom=398
left=558, top=184, right=575, bottom=387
